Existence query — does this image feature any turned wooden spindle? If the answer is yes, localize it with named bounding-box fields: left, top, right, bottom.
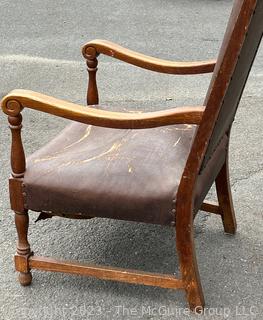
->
left=14, top=212, right=32, bottom=286
left=8, top=113, right=25, bottom=178
left=5, top=99, right=33, bottom=286
left=84, top=46, right=99, bottom=105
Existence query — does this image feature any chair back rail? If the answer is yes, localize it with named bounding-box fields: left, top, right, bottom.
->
left=202, top=0, right=263, bottom=169
left=179, top=0, right=263, bottom=208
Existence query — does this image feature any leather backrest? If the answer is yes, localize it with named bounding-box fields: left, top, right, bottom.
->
left=200, top=0, right=263, bottom=171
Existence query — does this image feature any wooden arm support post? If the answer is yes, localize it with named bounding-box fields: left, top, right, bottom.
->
left=85, top=46, right=99, bottom=105
left=3, top=99, right=33, bottom=286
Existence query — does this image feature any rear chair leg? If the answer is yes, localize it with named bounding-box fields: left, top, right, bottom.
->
left=15, top=211, right=32, bottom=286
left=215, top=156, right=237, bottom=234
left=176, top=209, right=205, bottom=312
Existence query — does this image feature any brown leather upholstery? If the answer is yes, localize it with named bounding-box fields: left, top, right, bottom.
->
left=201, top=0, right=263, bottom=170
left=24, top=121, right=197, bottom=225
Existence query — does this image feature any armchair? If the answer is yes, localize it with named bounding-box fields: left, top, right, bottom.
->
left=1, top=0, right=262, bottom=312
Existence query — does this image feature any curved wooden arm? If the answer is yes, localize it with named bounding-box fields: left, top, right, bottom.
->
left=82, top=39, right=216, bottom=75
left=1, top=90, right=204, bottom=129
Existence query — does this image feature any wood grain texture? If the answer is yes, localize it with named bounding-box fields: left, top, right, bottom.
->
left=215, top=150, right=237, bottom=234
left=14, top=212, right=33, bottom=286
left=8, top=113, right=25, bottom=178
left=82, top=39, right=216, bottom=74
left=15, top=212, right=31, bottom=256
left=9, top=178, right=26, bottom=213
left=176, top=196, right=205, bottom=312
left=29, top=256, right=185, bottom=289
left=175, top=1, right=259, bottom=310
left=85, top=46, right=99, bottom=105
left=201, top=201, right=222, bottom=215
left=1, top=90, right=204, bottom=129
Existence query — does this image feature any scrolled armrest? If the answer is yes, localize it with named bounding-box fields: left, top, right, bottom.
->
left=1, top=89, right=205, bottom=129
left=82, top=39, right=216, bottom=75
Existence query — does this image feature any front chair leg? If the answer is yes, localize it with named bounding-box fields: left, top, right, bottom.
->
left=176, top=209, right=205, bottom=312
left=15, top=211, right=33, bottom=286
left=4, top=102, right=33, bottom=285
left=215, top=156, right=237, bottom=234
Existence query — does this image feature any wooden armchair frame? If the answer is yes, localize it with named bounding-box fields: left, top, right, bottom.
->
left=1, top=0, right=262, bottom=312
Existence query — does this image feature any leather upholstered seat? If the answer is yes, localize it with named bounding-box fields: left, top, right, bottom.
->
left=24, top=121, right=196, bottom=225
